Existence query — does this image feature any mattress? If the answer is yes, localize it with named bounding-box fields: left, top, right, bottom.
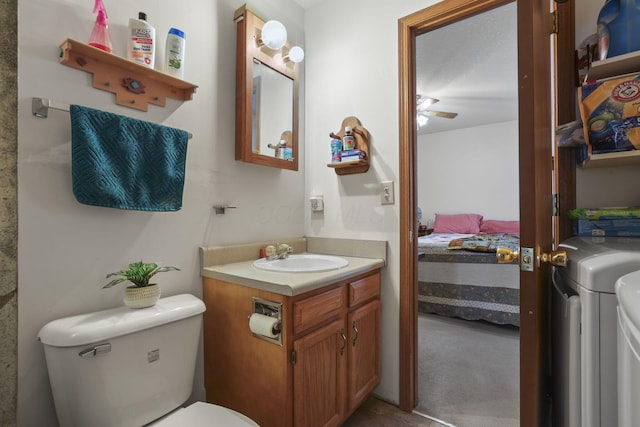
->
left=418, top=233, right=520, bottom=326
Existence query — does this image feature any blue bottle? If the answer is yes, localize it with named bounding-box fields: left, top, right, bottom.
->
left=597, top=0, right=640, bottom=59
left=331, top=138, right=342, bottom=163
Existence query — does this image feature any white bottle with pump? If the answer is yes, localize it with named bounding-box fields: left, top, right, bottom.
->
left=164, top=28, right=186, bottom=79
left=127, top=12, right=156, bottom=69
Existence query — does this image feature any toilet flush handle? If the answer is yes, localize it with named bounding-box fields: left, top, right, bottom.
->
left=78, top=343, right=111, bottom=358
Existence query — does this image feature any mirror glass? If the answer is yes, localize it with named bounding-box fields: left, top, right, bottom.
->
left=252, top=60, right=294, bottom=157
left=235, top=6, right=299, bottom=171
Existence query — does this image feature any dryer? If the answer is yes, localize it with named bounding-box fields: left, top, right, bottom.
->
left=552, top=236, right=640, bottom=427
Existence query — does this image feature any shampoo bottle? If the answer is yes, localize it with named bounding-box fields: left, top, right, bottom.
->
left=88, top=0, right=112, bottom=53
left=127, top=12, right=156, bottom=68
left=165, top=28, right=186, bottom=79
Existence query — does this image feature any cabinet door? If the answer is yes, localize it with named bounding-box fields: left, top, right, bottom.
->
left=293, top=318, right=346, bottom=427
left=347, top=299, right=380, bottom=412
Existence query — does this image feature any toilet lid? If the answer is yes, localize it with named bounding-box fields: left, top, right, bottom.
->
left=151, top=402, right=259, bottom=427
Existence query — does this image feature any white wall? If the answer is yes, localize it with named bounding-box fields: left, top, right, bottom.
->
left=17, top=0, right=304, bottom=425
left=574, top=0, right=640, bottom=208
left=302, top=0, right=442, bottom=403
left=417, top=121, right=520, bottom=224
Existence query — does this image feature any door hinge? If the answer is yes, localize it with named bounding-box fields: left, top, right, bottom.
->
left=550, top=10, right=559, bottom=34
left=552, top=193, right=559, bottom=217
left=291, top=350, right=297, bottom=365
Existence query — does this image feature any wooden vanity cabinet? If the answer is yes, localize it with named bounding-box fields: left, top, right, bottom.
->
left=202, top=269, right=380, bottom=427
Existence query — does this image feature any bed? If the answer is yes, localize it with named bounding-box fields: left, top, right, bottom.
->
left=417, top=215, right=521, bottom=327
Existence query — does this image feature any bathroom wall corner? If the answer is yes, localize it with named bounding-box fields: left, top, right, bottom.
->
left=0, top=0, right=18, bottom=424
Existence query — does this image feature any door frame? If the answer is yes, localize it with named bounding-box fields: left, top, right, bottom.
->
left=399, top=0, right=574, bottom=424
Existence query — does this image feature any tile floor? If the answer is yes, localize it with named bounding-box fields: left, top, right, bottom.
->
left=343, top=397, right=446, bottom=427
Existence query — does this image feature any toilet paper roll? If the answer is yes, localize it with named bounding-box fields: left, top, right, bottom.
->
left=249, top=313, right=280, bottom=338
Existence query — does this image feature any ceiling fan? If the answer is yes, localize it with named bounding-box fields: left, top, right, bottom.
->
left=416, top=95, right=458, bottom=127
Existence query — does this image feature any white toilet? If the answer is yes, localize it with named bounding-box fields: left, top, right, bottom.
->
left=38, top=294, right=258, bottom=427
left=615, top=270, right=640, bottom=427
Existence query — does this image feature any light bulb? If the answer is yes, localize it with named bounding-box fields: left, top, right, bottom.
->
left=288, top=46, right=305, bottom=63
left=417, top=114, right=429, bottom=128
left=261, top=20, right=287, bottom=50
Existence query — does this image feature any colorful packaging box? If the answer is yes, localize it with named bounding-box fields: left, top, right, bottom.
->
left=574, top=219, right=640, bottom=236
left=578, top=73, right=640, bottom=154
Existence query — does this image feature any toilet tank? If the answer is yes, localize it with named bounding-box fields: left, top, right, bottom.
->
left=38, top=294, right=206, bottom=427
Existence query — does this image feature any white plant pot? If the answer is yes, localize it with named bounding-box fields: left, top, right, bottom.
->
left=123, top=284, right=161, bottom=308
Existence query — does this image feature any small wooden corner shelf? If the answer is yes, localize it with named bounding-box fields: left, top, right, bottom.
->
left=58, top=39, right=198, bottom=111
left=327, top=116, right=370, bottom=175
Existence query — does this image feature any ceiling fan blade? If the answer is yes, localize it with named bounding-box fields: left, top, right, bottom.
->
left=417, top=96, right=439, bottom=110
left=423, top=110, right=458, bottom=119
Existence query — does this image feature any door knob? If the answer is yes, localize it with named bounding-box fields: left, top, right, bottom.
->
left=539, top=250, right=567, bottom=267
left=496, top=247, right=567, bottom=268
left=496, top=247, right=519, bottom=264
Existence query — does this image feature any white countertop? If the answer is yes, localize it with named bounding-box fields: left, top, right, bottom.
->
left=202, top=254, right=385, bottom=296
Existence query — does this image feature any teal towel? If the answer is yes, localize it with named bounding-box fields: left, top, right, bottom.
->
left=70, top=105, right=189, bottom=211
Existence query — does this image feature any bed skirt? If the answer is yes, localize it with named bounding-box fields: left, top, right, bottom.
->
left=418, top=281, right=520, bottom=326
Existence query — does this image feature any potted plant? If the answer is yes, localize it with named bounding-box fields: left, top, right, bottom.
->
left=103, top=261, right=180, bottom=308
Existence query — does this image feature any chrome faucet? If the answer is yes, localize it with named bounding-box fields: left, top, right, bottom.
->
left=267, top=243, right=293, bottom=260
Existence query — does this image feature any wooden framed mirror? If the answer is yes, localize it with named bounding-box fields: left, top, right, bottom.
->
left=235, top=5, right=300, bottom=171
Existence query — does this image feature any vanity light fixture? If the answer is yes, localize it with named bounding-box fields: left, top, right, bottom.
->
left=283, top=46, right=305, bottom=63
left=261, top=20, right=288, bottom=50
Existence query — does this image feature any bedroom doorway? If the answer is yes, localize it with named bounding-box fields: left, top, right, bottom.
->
left=400, top=0, right=570, bottom=424
left=413, top=2, right=520, bottom=424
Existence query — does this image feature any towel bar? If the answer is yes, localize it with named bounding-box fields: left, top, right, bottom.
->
left=31, top=97, right=193, bottom=139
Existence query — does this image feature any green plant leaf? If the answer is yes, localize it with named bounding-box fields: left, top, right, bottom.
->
left=103, top=261, right=180, bottom=289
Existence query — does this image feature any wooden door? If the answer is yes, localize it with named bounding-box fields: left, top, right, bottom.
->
left=399, top=0, right=570, bottom=424
left=347, top=300, right=381, bottom=413
left=293, top=318, right=345, bottom=427
left=517, top=0, right=556, bottom=423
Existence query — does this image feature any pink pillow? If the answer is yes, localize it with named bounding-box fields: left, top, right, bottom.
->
left=480, top=220, right=520, bottom=234
left=433, top=213, right=483, bottom=234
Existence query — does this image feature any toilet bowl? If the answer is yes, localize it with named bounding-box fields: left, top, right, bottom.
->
left=149, top=402, right=258, bottom=426
left=615, top=270, right=640, bottom=427
left=38, top=294, right=258, bottom=427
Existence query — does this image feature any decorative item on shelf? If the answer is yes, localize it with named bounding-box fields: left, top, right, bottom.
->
left=122, top=77, right=145, bottom=94
left=103, top=260, right=180, bottom=308
left=58, top=39, right=198, bottom=111
left=327, top=116, right=370, bottom=175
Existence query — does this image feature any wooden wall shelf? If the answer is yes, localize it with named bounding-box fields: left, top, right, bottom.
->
left=586, top=50, right=640, bottom=82
left=327, top=116, right=370, bottom=175
left=58, top=39, right=198, bottom=111
left=580, top=150, right=640, bottom=168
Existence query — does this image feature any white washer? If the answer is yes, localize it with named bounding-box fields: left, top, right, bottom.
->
left=615, top=270, right=640, bottom=427
left=553, top=236, right=640, bottom=427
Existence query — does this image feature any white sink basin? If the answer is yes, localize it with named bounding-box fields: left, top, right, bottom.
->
left=253, top=254, right=349, bottom=273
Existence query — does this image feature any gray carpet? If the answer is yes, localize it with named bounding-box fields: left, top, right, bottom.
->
left=417, top=313, right=520, bottom=427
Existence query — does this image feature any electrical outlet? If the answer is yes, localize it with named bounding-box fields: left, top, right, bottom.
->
left=310, top=195, right=324, bottom=212
left=380, top=181, right=394, bottom=205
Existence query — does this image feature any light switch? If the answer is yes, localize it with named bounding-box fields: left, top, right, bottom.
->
left=380, top=181, right=394, bottom=205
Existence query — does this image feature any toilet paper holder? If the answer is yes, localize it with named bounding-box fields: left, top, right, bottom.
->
left=249, top=297, right=283, bottom=346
